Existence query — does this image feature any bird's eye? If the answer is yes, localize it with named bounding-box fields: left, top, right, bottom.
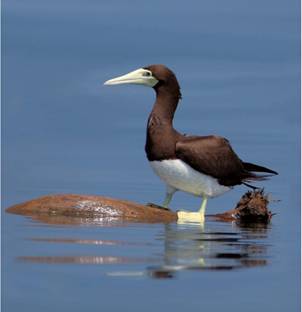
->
left=143, top=71, right=151, bottom=77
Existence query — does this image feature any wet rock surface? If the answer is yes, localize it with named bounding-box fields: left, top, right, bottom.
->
left=6, top=190, right=273, bottom=224
left=6, top=194, right=177, bottom=223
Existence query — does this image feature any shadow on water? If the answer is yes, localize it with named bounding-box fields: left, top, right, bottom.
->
left=17, top=215, right=271, bottom=279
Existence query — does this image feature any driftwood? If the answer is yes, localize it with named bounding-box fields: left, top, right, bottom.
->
left=6, top=190, right=273, bottom=224
left=210, top=189, right=273, bottom=223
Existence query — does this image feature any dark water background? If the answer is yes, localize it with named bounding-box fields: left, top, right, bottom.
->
left=2, top=0, right=300, bottom=311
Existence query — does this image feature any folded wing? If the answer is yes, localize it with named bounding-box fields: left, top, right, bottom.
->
left=176, top=135, right=276, bottom=186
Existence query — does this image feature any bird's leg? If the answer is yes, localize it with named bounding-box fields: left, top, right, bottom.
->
left=198, top=196, right=208, bottom=219
left=162, top=194, right=172, bottom=208
left=162, top=186, right=176, bottom=208
left=177, top=196, right=207, bottom=224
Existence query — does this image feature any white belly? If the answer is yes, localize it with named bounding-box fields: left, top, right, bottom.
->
left=150, top=159, right=231, bottom=198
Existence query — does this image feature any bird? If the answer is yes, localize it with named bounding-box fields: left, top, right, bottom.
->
left=104, top=64, right=277, bottom=222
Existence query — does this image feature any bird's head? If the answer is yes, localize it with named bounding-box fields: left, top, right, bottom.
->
left=104, top=64, right=181, bottom=98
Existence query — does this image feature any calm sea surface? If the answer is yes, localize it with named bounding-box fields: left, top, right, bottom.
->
left=2, top=0, right=300, bottom=311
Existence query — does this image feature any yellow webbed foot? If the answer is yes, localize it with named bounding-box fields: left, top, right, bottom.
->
left=177, top=210, right=205, bottom=224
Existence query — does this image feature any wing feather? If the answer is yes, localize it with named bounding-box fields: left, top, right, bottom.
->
left=175, top=135, right=247, bottom=186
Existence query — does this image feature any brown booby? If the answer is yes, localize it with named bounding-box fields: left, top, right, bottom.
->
left=104, top=64, right=277, bottom=222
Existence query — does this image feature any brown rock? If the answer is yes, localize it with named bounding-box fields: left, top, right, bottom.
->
left=6, top=190, right=273, bottom=224
left=6, top=194, right=177, bottom=223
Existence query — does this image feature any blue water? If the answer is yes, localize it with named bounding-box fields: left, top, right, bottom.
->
left=2, top=0, right=300, bottom=311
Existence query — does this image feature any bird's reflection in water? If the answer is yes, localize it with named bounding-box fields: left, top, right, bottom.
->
left=18, top=214, right=270, bottom=279
left=147, top=221, right=270, bottom=279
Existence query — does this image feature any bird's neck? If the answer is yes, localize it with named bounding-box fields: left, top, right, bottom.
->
left=145, top=85, right=181, bottom=161
left=150, top=84, right=181, bottom=123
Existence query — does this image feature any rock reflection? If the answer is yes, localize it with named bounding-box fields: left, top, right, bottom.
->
left=18, top=255, right=155, bottom=265
left=28, top=237, right=153, bottom=247
left=147, top=222, right=270, bottom=279
left=17, top=217, right=271, bottom=279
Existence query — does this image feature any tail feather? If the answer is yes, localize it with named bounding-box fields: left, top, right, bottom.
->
left=244, top=173, right=273, bottom=183
left=243, top=162, right=278, bottom=175
left=242, top=161, right=278, bottom=186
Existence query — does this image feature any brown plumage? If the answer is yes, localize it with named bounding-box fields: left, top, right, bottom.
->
left=144, top=64, right=277, bottom=188
left=104, top=62, right=278, bottom=216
